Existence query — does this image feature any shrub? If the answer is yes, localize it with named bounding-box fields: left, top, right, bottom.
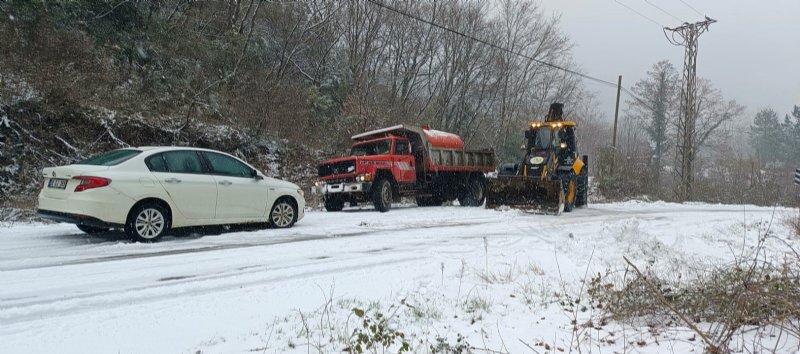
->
left=588, top=253, right=800, bottom=353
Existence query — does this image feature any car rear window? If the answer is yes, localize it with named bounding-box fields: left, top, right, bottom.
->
left=76, top=149, right=142, bottom=166
left=162, top=151, right=205, bottom=173
left=145, top=154, right=168, bottom=172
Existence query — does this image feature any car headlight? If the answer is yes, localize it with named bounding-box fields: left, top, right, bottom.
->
left=298, top=189, right=305, bottom=197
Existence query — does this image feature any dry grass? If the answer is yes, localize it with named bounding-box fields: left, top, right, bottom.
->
left=588, top=246, right=800, bottom=353
left=786, top=210, right=800, bottom=239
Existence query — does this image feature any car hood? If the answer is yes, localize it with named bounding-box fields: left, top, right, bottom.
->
left=267, top=178, right=300, bottom=190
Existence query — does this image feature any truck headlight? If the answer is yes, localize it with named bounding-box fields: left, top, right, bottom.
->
left=356, top=174, right=373, bottom=182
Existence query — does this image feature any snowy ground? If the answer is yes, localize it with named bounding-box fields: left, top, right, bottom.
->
left=1, top=202, right=798, bottom=354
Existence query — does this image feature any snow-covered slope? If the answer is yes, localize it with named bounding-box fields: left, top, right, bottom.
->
left=1, top=202, right=797, bottom=353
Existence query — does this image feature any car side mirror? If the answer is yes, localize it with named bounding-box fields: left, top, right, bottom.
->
left=252, top=170, right=263, bottom=180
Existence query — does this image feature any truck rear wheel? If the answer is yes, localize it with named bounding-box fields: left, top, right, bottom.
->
left=373, top=179, right=392, bottom=212
left=324, top=197, right=344, bottom=212
left=458, top=177, right=486, bottom=207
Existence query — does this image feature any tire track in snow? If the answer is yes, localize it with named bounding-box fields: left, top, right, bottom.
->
left=2, top=219, right=496, bottom=271
left=1, top=218, right=506, bottom=325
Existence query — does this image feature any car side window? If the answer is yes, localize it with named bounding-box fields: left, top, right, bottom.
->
left=204, top=152, right=252, bottom=178
left=145, top=154, right=168, bottom=172
left=162, top=151, right=205, bottom=174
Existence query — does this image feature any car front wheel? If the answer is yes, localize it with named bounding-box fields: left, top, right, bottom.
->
left=125, top=203, right=170, bottom=242
left=270, top=198, right=298, bottom=228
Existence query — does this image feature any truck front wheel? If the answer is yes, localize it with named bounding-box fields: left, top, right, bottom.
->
left=372, top=179, right=392, bottom=212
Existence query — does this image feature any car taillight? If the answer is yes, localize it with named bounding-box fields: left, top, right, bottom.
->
left=73, top=176, right=111, bottom=192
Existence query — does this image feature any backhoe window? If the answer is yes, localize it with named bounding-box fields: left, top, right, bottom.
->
left=530, top=129, right=553, bottom=150
left=351, top=140, right=391, bottom=156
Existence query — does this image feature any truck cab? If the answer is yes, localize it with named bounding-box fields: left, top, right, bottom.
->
left=347, top=136, right=416, bottom=183
left=314, top=135, right=416, bottom=212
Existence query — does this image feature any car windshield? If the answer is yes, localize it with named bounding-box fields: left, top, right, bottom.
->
left=351, top=140, right=391, bottom=156
left=76, top=149, right=142, bottom=166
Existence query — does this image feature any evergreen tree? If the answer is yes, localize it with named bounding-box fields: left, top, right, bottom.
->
left=750, top=108, right=783, bottom=162
left=782, top=105, right=800, bottom=164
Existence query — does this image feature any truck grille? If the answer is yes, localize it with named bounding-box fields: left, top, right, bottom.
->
left=318, top=160, right=356, bottom=178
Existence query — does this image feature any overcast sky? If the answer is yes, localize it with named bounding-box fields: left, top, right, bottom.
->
left=535, top=0, right=800, bottom=122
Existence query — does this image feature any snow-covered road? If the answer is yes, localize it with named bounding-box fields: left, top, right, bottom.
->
left=1, top=202, right=797, bottom=353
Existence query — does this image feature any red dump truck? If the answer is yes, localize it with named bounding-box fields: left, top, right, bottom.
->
left=313, top=125, right=495, bottom=212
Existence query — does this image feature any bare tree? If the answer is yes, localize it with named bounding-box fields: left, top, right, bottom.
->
left=625, top=60, right=679, bottom=190
left=691, top=79, right=745, bottom=159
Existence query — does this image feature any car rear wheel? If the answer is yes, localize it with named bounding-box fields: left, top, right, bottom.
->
left=125, top=203, right=169, bottom=242
left=77, top=225, right=108, bottom=234
left=270, top=198, right=298, bottom=228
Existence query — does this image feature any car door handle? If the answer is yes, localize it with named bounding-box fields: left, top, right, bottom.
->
left=218, top=180, right=232, bottom=186
left=164, top=178, right=182, bottom=183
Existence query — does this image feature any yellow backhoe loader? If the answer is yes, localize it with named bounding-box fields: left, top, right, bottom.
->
left=486, top=103, right=589, bottom=214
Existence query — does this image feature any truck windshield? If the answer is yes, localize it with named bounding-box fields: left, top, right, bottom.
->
left=530, top=129, right=553, bottom=150
left=351, top=140, right=391, bottom=156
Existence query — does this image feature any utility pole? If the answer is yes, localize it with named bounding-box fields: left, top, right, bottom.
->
left=611, top=75, right=622, bottom=176
left=665, top=17, right=715, bottom=201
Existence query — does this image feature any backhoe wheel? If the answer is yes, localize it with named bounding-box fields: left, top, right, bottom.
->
left=372, top=178, right=392, bottom=212
left=563, top=175, right=576, bottom=213
left=324, top=197, right=344, bottom=212
left=575, top=169, right=589, bottom=208
left=458, top=177, right=486, bottom=207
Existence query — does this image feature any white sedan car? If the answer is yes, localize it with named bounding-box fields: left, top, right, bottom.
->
left=37, top=147, right=305, bottom=242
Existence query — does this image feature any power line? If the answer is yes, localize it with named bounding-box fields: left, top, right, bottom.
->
left=365, top=0, right=656, bottom=111
left=366, top=0, right=614, bottom=88
left=614, top=0, right=665, bottom=28
left=677, top=0, right=705, bottom=17
left=643, top=0, right=684, bottom=23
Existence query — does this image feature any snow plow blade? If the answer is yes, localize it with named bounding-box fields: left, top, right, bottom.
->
left=485, top=176, right=564, bottom=214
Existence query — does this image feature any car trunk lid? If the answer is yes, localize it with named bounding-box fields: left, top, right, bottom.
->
left=41, top=165, right=111, bottom=199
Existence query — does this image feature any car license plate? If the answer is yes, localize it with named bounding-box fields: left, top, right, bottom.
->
left=48, top=178, right=68, bottom=189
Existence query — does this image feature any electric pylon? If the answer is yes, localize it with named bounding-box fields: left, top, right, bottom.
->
left=665, top=17, right=715, bottom=201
